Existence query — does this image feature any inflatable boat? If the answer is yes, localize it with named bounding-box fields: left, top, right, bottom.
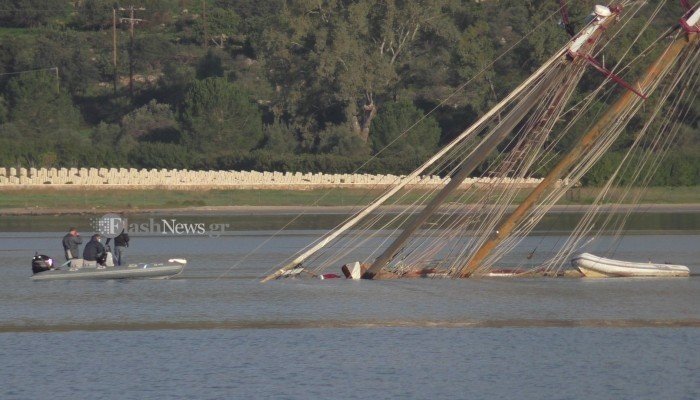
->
left=31, top=259, right=187, bottom=281
left=571, top=253, right=689, bottom=278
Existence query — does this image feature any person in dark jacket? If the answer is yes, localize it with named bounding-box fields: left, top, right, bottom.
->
left=83, top=234, right=107, bottom=266
left=113, top=229, right=130, bottom=266
left=62, top=227, right=83, bottom=260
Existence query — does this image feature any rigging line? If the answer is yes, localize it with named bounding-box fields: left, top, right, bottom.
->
left=452, top=65, right=618, bottom=274
left=605, top=51, right=700, bottom=255
left=445, top=94, right=581, bottom=274
left=402, top=173, right=507, bottom=268
left=263, top=4, right=630, bottom=281
left=607, top=108, right=690, bottom=247
left=587, top=1, right=647, bottom=56
left=555, top=3, right=671, bottom=125
left=306, top=118, right=488, bottom=274
left=366, top=62, right=574, bottom=276
left=0, top=67, right=58, bottom=76
left=552, top=59, right=699, bottom=271
left=348, top=143, right=492, bottom=270
left=312, top=184, right=442, bottom=274
left=308, top=140, right=480, bottom=274
left=396, top=86, right=563, bottom=268
left=556, top=2, right=645, bottom=109
left=466, top=49, right=676, bottom=275
left=401, top=185, right=503, bottom=268
left=309, top=133, right=484, bottom=270
left=265, top=2, right=664, bottom=280
left=520, top=87, right=624, bottom=270
left=403, top=192, right=494, bottom=269
left=254, top=4, right=593, bottom=280
left=450, top=145, right=552, bottom=266
left=248, top=129, right=476, bottom=277
left=544, top=81, right=676, bottom=270
left=379, top=108, right=541, bottom=271
left=482, top=88, right=573, bottom=270
left=260, top=81, right=522, bottom=278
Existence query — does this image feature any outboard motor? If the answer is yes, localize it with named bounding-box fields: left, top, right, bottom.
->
left=32, top=254, right=54, bottom=274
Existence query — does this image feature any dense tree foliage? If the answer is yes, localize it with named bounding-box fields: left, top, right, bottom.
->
left=182, top=77, right=263, bottom=153
left=0, top=0, right=697, bottom=186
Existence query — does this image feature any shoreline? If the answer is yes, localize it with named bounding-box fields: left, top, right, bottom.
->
left=3, top=203, right=700, bottom=216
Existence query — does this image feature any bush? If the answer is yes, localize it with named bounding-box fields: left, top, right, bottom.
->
left=181, top=77, right=264, bottom=154
left=370, top=100, right=441, bottom=160
left=127, top=142, right=192, bottom=169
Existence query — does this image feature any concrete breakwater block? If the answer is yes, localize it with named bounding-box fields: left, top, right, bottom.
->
left=0, top=167, right=548, bottom=188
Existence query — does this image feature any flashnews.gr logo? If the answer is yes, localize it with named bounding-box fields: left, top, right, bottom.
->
left=91, top=214, right=127, bottom=238
left=90, top=214, right=230, bottom=237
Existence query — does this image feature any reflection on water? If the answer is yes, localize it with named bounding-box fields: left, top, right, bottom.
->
left=0, top=214, right=699, bottom=399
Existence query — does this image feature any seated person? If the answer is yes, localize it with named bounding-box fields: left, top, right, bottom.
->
left=83, top=234, right=107, bottom=266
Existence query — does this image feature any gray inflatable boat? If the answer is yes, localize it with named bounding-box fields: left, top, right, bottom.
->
left=31, top=259, right=187, bottom=281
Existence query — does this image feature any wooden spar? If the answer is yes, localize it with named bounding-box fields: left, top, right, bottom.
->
left=259, top=6, right=614, bottom=282
left=363, top=66, right=567, bottom=278
left=260, top=44, right=567, bottom=283
left=458, top=32, right=699, bottom=278
left=364, top=10, right=618, bottom=279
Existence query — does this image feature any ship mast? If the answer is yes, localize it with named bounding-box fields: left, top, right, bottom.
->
left=363, top=6, right=618, bottom=279
left=261, top=5, right=627, bottom=282
left=457, top=8, right=700, bottom=277
left=260, top=18, right=574, bottom=282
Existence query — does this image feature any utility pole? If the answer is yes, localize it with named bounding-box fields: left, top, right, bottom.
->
left=53, top=67, right=59, bottom=93
left=119, top=6, right=146, bottom=98
left=202, top=0, right=208, bottom=49
left=112, top=7, right=118, bottom=94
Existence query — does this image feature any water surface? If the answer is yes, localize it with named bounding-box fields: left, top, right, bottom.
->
left=1, top=213, right=698, bottom=399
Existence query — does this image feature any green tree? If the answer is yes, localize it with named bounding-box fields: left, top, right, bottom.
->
left=317, top=123, right=369, bottom=157
left=5, top=71, right=81, bottom=136
left=120, top=100, right=180, bottom=142
left=370, top=100, right=440, bottom=160
left=182, top=77, right=263, bottom=154
left=0, top=95, right=8, bottom=124
left=0, top=0, right=69, bottom=27
left=155, top=61, right=196, bottom=107
left=261, top=120, right=298, bottom=154
left=73, top=0, right=113, bottom=29
left=196, top=49, right=225, bottom=79
left=260, top=0, right=452, bottom=142
left=128, top=142, right=191, bottom=169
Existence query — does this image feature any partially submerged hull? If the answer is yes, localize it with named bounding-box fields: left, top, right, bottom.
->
left=31, top=259, right=186, bottom=281
left=571, top=253, right=689, bottom=278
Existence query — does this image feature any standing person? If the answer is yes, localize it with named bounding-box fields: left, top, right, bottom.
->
left=62, top=227, right=82, bottom=261
left=114, top=229, right=130, bottom=266
left=83, top=234, right=107, bottom=267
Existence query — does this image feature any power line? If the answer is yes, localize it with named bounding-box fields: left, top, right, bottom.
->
left=0, top=9, right=71, bottom=12
left=0, top=67, right=57, bottom=76
left=0, top=67, right=60, bottom=92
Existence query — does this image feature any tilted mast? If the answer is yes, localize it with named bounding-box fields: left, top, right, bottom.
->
left=261, top=5, right=617, bottom=282
left=261, top=35, right=565, bottom=282
left=363, top=6, right=618, bottom=279
left=457, top=7, right=700, bottom=278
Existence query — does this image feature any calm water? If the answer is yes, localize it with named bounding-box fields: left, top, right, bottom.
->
left=1, top=213, right=699, bottom=399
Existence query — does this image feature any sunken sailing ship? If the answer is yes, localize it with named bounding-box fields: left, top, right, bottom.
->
left=263, top=2, right=699, bottom=282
